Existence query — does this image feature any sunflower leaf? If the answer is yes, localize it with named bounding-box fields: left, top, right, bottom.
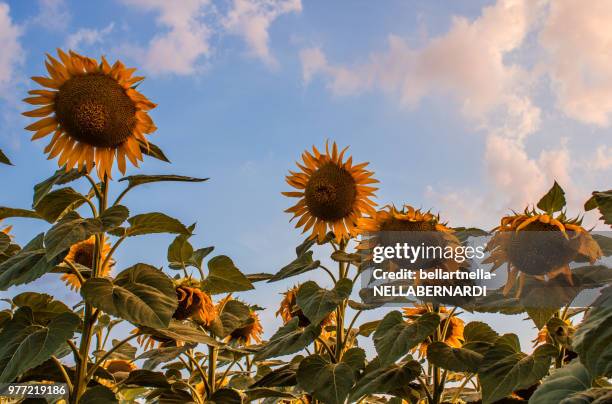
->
left=167, top=234, right=194, bottom=269
left=0, top=233, right=9, bottom=254
left=373, top=311, right=440, bottom=365
left=124, top=212, right=190, bottom=237
left=201, top=255, right=254, bottom=295
left=99, top=205, right=129, bottom=230
left=585, top=190, right=612, bottom=226
left=254, top=318, right=321, bottom=360
left=297, top=354, right=355, bottom=404
left=0, top=307, right=80, bottom=383
left=244, top=388, right=297, bottom=401
left=478, top=334, right=556, bottom=404
left=44, top=216, right=104, bottom=261
left=139, top=320, right=222, bottom=346
left=537, top=181, right=566, bottom=213
left=573, top=286, right=612, bottom=377
left=80, top=386, right=118, bottom=404
left=0, top=207, right=42, bottom=220
left=209, top=299, right=252, bottom=338
left=139, top=140, right=170, bottom=163
left=209, top=388, right=243, bottom=404
left=348, top=360, right=421, bottom=402
left=426, top=342, right=483, bottom=373
left=81, top=263, right=178, bottom=328
left=32, top=167, right=87, bottom=207
left=296, top=278, right=353, bottom=325
left=529, top=359, right=592, bottom=404
left=0, top=234, right=62, bottom=291
left=119, top=174, right=208, bottom=188
left=0, top=149, right=12, bottom=165
left=269, top=251, right=320, bottom=282
left=34, top=187, right=87, bottom=223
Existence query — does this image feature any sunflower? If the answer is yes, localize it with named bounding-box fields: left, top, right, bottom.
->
left=403, top=305, right=464, bottom=357
left=277, top=285, right=335, bottom=327
left=23, top=49, right=156, bottom=179
left=284, top=141, right=378, bottom=243
left=104, top=359, right=137, bottom=375
left=173, top=285, right=217, bottom=326
left=62, top=236, right=113, bottom=290
left=228, top=310, right=264, bottom=346
left=485, top=209, right=602, bottom=296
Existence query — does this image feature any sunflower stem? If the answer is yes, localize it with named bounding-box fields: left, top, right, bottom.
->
left=86, top=333, right=139, bottom=381
left=335, top=240, right=347, bottom=362
left=208, top=344, right=218, bottom=394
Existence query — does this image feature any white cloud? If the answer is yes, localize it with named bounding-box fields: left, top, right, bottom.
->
left=587, top=145, right=612, bottom=171
left=540, top=0, right=612, bottom=126
left=65, top=22, right=114, bottom=50
left=31, top=0, right=70, bottom=31
left=223, top=0, right=302, bottom=68
left=0, top=2, right=23, bottom=99
left=120, top=0, right=213, bottom=75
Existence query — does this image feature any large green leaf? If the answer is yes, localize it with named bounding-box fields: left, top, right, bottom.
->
left=573, top=286, right=612, bottom=377
left=479, top=334, right=556, bottom=404
left=250, top=360, right=300, bottom=388
left=139, top=140, right=170, bottom=163
left=209, top=299, right=252, bottom=338
left=254, top=318, right=321, bottom=360
left=119, top=174, right=208, bottom=188
left=297, top=354, right=355, bottom=404
left=269, top=251, right=320, bottom=282
left=139, top=320, right=221, bottom=346
left=0, top=233, right=9, bottom=254
left=585, top=190, right=612, bottom=226
left=529, top=360, right=592, bottom=404
left=373, top=311, right=439, bottom=365
left=209, top=388, right=243, bottom=404
left=0, top=207, right=42, bottom=220
left=426, top=342, right=483, bottom=373
left=0, top=307, right=80, bottom=382
left=44, top=216, right=103, bottom=260
left=33, top=167, right=86, bottom=207
left=201, top=255, right=254, bottom=294
left=244, top=388, right=297, bottom=401
left=463, top=321, right=499, bottom=354
left=0, top=149, right=12, bottom=165
left=137, top=343, right=196, bottom=370
left=99, top=205, right=129, bottom=230
left=12, top=292, right=71, bottom=324
left=537, top=181, right=566, bottom=213
left=81, top=263, right=177, bottom=328
left=123, top=212, right=190, bottom=237
left=349, top=360, right=421, bottom=401
left=297, top=278, right=352, bottom=325
left=561, top=388, right=612, bottom=404
left=0, top=234, right=60, bottom=290
left=342, top=347, right=366, bottom=376
left=167, top=234, right=193, bottom=269
left=80, top=386, right=118, bottom=403
left=34, top=187, right=87, bottom=223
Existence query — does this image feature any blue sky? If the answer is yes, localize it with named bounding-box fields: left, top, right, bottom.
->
left=0, top=0, right=611, bottom=352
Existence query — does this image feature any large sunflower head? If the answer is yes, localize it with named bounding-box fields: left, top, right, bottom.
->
left=486, top=208, right=602, bottom=295
left=357, top=204, right=452, bottom=233
left=61, top=236, right=113, bottom=290
left=23, top=49, right=156, bottom=179
left=402, top=305, right=464, bottom=357
left=284, top=141, right=378, bottom=243
left=173, top=285, right=217, bottom=326
left=228, top=310, right=263, bottom=346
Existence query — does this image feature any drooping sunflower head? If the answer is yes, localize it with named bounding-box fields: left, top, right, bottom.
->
left=104, top=359, right=137, bottom=375
left=486, top=209, right=602, bottom=294
left=173, top=285, right=217, bottom=326
left=403, top=305, right=464, bottom=357
left=357, top=204, right=451, bottom=233
left=61, top=236, right=113, bottom=290
left=23, top=49, right=156, bottom=179
left=284, top=141, right=378, bottom=242
left=228, top=310, right=264, bottom=346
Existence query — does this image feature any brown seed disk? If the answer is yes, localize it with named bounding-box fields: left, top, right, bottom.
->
left=55, top=74, right=136, bottom=147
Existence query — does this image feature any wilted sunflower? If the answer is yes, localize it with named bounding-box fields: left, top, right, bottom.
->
left=228, top=310, right=263, bottom=346
left=403, top=305, right=464, bottom=357
left=23, top=49, right=156, bottom=179
left=277, top=285, right=335, bottom=327
left=485, top=209, right=602, bottom=295
left=62, top=236, right=113, bottom=290
left=173, top=285, right=217, bottom=326
left=284, top=141, right=377, bottom=242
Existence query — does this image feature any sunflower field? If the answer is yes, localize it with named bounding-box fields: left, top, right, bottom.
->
left=0, top=49, right=611, bottom=404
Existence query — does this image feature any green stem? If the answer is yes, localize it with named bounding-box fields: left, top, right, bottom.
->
left=335, top=240, right=347, bottom=362
left=51, top=355, right=73, bottom=394
left=451, top=374, right=473, bottom=403
left=86, top=333, right=138, bottom=380
left=208, top=345, right=218, bottom=393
